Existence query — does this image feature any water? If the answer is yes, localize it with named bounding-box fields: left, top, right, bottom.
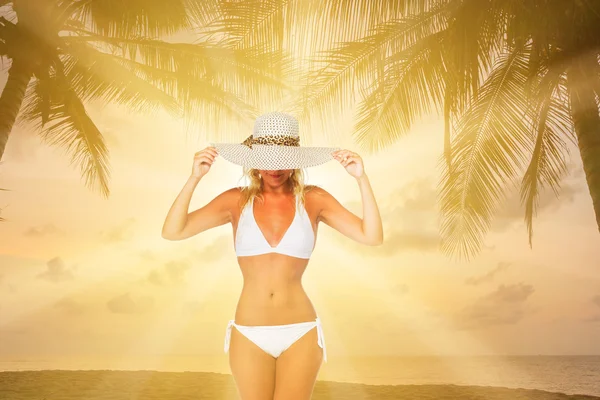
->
left=1, top=355, right=599, bottom=396
left=319, top=356, right=600, bottom=397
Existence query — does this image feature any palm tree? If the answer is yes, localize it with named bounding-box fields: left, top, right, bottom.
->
left=0, top=0, right=289, bottom=198
left=412, top=1, right=598, bottom=260
left=215, top=0, right=599, bottom=259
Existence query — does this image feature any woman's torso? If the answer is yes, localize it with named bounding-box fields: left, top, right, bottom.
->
left=230, top=187, right=320, bottom=325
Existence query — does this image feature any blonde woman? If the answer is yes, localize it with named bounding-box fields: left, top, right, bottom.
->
left=162, top=112, right=383, bottom=400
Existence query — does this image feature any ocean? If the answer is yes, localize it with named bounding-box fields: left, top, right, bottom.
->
left=1, top=355, right=599, bottom=397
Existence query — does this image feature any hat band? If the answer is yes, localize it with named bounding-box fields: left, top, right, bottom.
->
left=242, top=134, right=300, bottom=149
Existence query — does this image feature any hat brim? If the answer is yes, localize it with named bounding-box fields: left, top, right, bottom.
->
left=209, top=143, right=340, bottom=170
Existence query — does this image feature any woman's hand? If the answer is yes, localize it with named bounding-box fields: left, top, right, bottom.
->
left=332, top=149, right=364, bottom=178
left=192, top=146, right=218, bottom=179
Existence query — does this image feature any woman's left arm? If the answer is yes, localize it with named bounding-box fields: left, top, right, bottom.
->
left=316, top=150, right=383, bottom=246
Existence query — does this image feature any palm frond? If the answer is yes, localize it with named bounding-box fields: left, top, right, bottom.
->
left=182, top=0, right=222, bottom=27
left=291, top=39, right=377, bottom=135
left=20, top=75, right=111, bottom=198
left=521, top=89, right=571, bottom=246
left=206, top=0, right=413, bottom=62
left=120, top=38, right=292, bottom=122
left=439, top=45, right=533, bottom=260
left=201, top=0, right=311, bottom=91
left=205, top=0, right=287, bottom=52
left=60, top=39, right=181, bottom=115
left=65, top=0, right=192, bottom=37
left=202, top=0, right=451, bottom=133
left=296, top=0, right=449, bottom=64
left=440, top=0, right=513, bottom=173
left=292, top=4, right=449, bottom=130
left=288, top=0, right=407, bottom=93
left=353, top=30, right=447, bottom=153
left=67, top=34, right=291, bottom=111
left=443, top=0, right=508, bottom=115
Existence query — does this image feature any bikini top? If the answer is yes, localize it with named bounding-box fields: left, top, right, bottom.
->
left=235, top=194, right=315, bottom=259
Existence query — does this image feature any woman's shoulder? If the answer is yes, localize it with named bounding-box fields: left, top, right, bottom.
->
left=218, top=186, right=243, bottom=197
left=303, top=185, right=335, bottom=204
left=212, top=186, right=243, bottom=206
left=304, top=184, right=330, bottom=197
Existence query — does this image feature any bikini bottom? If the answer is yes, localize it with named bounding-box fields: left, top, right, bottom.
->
left=224, top=316, right=327, bottom=363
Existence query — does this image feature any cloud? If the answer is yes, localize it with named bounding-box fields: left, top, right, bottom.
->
left=147, top=260, right=191, bottom=286
left=328, top=178, right=441, bottom=256
left=392, top=283, right=409, bottom=296
left=191, top=234, right=232, bottom=263
left=165, top=260, right=190, bottom=283
left=491, top=177, right=583, bottom=232
left=332, top=170, right=584, bottom=255
left=99, top=127, right=120, bottom=148
left=23, top=223, right=65, bottom=237
left=328, top=228, right=439, bottom=256
left=143, top=235, right=230, bottom=288
left=583, top=295, right=600, bottom=323
left=455, top=283, right=535, bottom=330
left=338, top=232, right=440, bottom=256
left=147, top=269, right=164, bottom=286
left=107, top=293, right=154, bottom=314
left=465, top=262, right=511, bottom=286
left=384, top=231, right=439, bottom=252
left=100, top=217, right=136, bottom=243
left=139, top=249, right=156, bottom=262
left=0, top=273, right=16, bottom=293
left=54, top=298, right=85, bottom=315
left=36, top=257, right=74, bottom=283
left=393, top=179, right=438, bottom=211
left=183, top=300, right=207, bottom=313
left=1, top=125, right=40, bottom=163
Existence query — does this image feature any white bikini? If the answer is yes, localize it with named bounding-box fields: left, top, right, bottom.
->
left=223, top=193, right=327, bottom=362
left=234, top=192, right=315, bottom=258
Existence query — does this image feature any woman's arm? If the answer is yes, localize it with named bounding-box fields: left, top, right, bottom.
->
left=161, top=177, right=238, bottom=241
left=317, top=150, right=383, bottom=246
left=161, top=146, right=236, bottom=241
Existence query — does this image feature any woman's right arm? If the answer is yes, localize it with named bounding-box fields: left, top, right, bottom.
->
left=161, top=146, right=237, bottom=241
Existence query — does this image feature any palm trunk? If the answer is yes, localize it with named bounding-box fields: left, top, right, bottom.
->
left=0, top=58, right=33, bottom=161
left=567, top=55, right=600, bottom=233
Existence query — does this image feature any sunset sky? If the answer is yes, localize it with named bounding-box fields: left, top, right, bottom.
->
left=1, top=56, right=600, bottom=375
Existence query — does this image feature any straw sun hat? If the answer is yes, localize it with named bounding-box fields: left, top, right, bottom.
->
left=209, top=111, right=340, bottom=170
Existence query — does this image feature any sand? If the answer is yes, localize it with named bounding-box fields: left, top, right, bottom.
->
left=1, top=370, right=598, bottom=400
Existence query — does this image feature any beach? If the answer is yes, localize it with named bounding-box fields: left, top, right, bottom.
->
left=1, top=370, right=599, bottom=400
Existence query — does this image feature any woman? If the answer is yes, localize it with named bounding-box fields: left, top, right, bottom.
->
left=162, top=112, right=383, bottom=400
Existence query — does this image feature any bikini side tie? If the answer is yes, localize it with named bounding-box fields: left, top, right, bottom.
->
left=224, top=319, right=235, bottom=353
left=315, top=317, right=327, bottom=362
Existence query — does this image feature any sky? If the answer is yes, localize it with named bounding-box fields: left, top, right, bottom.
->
left=1, top=91, right=599, bottom=369
left=0, top=20, right=600, bottom=375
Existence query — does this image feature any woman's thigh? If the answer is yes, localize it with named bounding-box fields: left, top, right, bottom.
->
left=273, top=327, right=323, bottom=400
left=229, top=327, right=277, bottom=400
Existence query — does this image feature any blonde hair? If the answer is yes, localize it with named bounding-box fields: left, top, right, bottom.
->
left=238, top=168, right=310, bottom=210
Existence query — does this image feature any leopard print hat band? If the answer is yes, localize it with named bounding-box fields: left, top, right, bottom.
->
left=241, top=134, right=300, bottom=148
left=209, top=112, right=339, bottom=170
